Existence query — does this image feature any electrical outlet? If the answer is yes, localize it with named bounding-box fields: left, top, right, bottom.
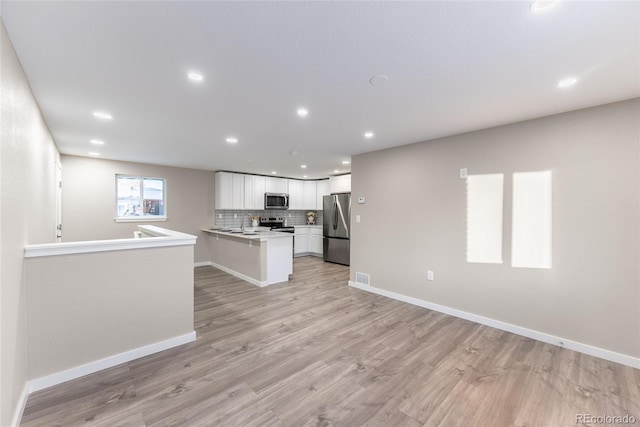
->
left=233, top=213, right=237, bottom=219
left=356, top=215, right=361, bottom=223
left=460, top=168, right=467, bottom=179
left=358, top=196, right=366, bottom=204
left=288, top=213, right=292, bottom=217
left=218, top=213, right=222, bottom=219
left=427, top=270, right=434, bottom=281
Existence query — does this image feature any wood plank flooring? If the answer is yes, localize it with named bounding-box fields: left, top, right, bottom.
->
left=21, top=257, right=640, bottom=426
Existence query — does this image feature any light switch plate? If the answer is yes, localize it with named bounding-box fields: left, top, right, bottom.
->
left=356, top=215, right=361, bottom=223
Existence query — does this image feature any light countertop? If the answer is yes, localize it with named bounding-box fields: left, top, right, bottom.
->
left=201, top=228, right=293, bottom=241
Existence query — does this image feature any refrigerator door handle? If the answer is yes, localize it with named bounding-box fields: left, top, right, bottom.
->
left=333, top=197, right=338, bottom=230
left=336, top=197, right=349, bottom=238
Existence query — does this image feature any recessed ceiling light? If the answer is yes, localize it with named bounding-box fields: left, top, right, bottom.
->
left=226, top=137, right=238, bottom=144
left=557, top=77, right=577, bottom=88
left=297, top=108, right=309, bottom=117
left=88, top=152, right=100, bottom=156
left=92, top=111, right=113, bottom=120
left=301, top=164, right=307, bottom=169
left=364, top=131, right=374, bottom=139
left=188, top=72, right=203, bottom=81
left=342, top=160, right=351, bottom=165
left=271, top=171, right=277, bottom=174
left=530, top=1, right=557, bottom=12
left=90, top=139, right=105, bottom=145
left=334, top=169, right=339, bottom=173
left=303, top=175, right=308, bottom=178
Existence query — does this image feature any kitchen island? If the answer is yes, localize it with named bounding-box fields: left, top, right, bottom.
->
left=202, top=228, right=293, bottom=287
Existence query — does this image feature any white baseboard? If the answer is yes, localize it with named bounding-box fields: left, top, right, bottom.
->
left=348, top=281, right=640, bottom=369
left=209, top=261, right=268, bottom=287
left=194, top=261, right=212, bottom=268
left=27, top=331, right=196, bottom=394
left=11, top=384, right=29, bottom=427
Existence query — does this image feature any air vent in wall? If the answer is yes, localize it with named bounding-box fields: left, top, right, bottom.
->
left=355, top=272, right=370, bottom=286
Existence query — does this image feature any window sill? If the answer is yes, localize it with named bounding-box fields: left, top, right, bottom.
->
left=114, top=216, right=168, bottom=223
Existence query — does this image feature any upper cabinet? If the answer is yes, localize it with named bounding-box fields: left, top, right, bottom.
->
left=316, top=179, right=330, bottom=208
left=215, top=172, right=334, bottom=211
left=244, top=175, right=266, bottom=210
left=329, top=174, right=351, bottom=193
left=265, top=177, right=288, bottom=194
left=215, top=172, right=245, bottom=209
left=303, top=181, right=317, bottom=210
left=288, top=180, right=317, bottom=210
left=288, top=179, right=304, bottom=210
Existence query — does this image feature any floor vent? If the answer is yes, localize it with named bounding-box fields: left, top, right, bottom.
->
left=355, top=272, right=370, bottom=286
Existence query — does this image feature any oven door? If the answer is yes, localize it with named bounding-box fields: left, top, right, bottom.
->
left=265, top=193, right=289, bottom=210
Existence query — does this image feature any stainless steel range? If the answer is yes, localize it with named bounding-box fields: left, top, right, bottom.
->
left=259, top=217, right=294, bottom=234
left=260, top=217, right=294, bottom=255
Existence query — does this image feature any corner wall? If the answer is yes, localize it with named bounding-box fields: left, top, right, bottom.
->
left=351, top=98, right=640, bottom=361
left=1, top=21, right=60, bottom=426
left=60, top=155, right=215, bottom=263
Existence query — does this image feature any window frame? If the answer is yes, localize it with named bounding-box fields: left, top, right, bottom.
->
left=114, top=174, right=167, bottom=223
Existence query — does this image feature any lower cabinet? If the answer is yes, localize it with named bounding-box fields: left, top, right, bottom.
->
left=309, top=228, right=322, bottom=254
left=294, top=226, right=323, bottom=257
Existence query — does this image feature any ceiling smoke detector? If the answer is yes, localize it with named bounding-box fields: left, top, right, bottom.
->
left=369, top=75, right=389, bottom=86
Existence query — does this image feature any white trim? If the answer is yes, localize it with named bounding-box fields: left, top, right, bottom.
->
left=27, top=331, right=196, bottom=394
left=114, top=216, right=168, bottom=223
left=24, top=225, right=196, bottom=258
left=194, top=261, right=213, bottom=268
left=11, top=385, right=29, bottom=427
left=348, top=281, right=640, bottom=369
left=209, top=261, right=268, bottom=287
left=294, top=252, right=322, bottom=258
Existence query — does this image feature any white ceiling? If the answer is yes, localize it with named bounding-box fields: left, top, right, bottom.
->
left=2, top=1, right=638, bottom=179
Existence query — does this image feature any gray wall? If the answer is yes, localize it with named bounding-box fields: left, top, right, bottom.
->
left=61, top=155, right=215, bottom=263
left=351, top=98, right=640, bottom=359
left=0, top=22, right=60, bottom=426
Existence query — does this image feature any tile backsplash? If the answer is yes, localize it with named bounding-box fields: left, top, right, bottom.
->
left=214, top=210, right=323, bottom=228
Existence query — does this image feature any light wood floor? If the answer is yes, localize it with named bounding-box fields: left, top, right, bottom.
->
left=21, top=257, right=640, bottom=426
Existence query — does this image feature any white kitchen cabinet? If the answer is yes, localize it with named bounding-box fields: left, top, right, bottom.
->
left=303, top=181, right=317, bottom=210
left=294, top=226, right=309, bottom=255
left=215, top=171, right=244, bottom=210
left=288, top=179, right=304, bottom=210
left=215, top=171, right=232, bottom=209
left=294, top=225, right=323, bottom=256
left=329, top=174, right=351, bottom=193
left=316, top=179, right=330, bottom=209
left=244, top=175, right=266, bottom=210
left=231, top=174, right=244, bottom=209
left=265, top=177, right=288, bottom=194
left=309, top=227, right=323, bottom=255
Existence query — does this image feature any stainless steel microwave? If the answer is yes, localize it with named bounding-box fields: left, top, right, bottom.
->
left=265, top=193, right=289, bottom=210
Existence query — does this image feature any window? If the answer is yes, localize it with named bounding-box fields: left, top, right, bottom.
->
left=115, top=175, right=166, bottom=221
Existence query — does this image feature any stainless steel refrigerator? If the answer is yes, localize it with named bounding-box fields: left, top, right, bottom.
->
left=323, top=193, right=350, bottom=266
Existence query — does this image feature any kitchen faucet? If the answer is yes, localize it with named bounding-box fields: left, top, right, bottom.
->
left=241, top=212, right=253, bottom=231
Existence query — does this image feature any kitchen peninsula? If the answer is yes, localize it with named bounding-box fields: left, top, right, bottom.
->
left=202, top=228, right=293, bottom=287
